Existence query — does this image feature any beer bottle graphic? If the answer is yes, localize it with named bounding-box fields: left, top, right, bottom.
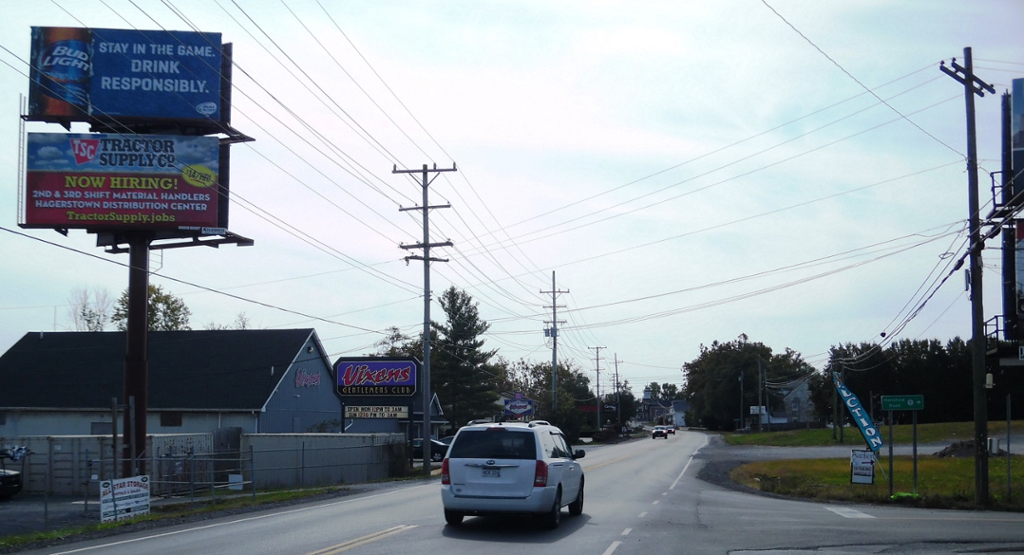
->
left=29, top=27, right=92, bottom=118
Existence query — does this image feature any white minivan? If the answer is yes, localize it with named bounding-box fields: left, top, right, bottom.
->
left=440, top=421, right=585, bottom=528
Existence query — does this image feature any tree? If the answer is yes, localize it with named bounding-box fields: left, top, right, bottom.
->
left=498, top=357, right=593, bottom=442
left=645, top=382, right=662, bottom=401
left=111, top=284, right=192, bottom=331
left=205, top=311, right=253, bottom=330
left=683, top=334, right=813, bottom=431
left=68, top=287, right=112, bottom=331
left=369, top=326, right=421, bottom=358
left=661, top=382, right=680, bottom=400
left=431, top=287, right=499, bottom=429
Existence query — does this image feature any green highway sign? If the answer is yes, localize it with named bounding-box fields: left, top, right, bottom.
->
left=881, top=395, right=924, bottom=411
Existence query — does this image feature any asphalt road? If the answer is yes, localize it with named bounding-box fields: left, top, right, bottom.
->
left=1, top=431, right=1021, bottom=554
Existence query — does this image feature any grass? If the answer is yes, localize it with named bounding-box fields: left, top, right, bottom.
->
left=731, top=454, right=1024, bottom=511
left=723, top=421, right=1024, bottom=447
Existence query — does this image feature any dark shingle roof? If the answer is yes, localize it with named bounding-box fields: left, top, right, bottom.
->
left=0, top=329, right=318, bottom=411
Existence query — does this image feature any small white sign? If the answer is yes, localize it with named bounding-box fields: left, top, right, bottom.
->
left=850, top=450, right=875, bottom=485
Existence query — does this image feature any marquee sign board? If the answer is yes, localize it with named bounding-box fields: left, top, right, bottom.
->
left=344, top=406, right=409, bottom=419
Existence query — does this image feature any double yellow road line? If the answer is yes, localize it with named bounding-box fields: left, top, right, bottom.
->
left=305, top=525, right=418, bottom=555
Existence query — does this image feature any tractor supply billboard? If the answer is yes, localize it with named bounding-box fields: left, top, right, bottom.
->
left=23, top=133, right=220, bottom=230
left=335, top=358, right=418, bottom=397
left=28, top=27, right=222, bottom=124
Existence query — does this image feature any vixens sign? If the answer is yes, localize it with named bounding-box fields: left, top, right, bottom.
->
left=832, top=372, right=884, bottom=453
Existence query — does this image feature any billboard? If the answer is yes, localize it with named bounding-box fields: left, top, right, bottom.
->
left=28, top=27, right=222, bottom=124
left=335, top=358, right=418, bottom=396
left=23, top=132, right=220, bottom=230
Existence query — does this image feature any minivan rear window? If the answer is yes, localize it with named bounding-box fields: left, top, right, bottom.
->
left=449, top=429, right=538, bottom=460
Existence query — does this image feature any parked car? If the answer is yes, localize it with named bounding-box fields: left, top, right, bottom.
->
left=652, top=425, right=669, bottom=439
left=0, top=447, right=27, bottom=499
left=439, top=436, right=455, bottom=446
left=441, top=421, right=585, bottom=529
left=409, top=438, right=449, bottom=462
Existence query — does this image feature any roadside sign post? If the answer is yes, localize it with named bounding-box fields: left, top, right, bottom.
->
left=881, top=395, right=924, bottom=496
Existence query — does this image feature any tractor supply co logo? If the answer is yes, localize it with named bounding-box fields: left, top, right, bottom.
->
left=71, top=138, right=99, bottom=164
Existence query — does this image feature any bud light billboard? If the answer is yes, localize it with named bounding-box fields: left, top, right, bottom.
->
left=334, top=358, right=419, bottom=397
left=28, top=27, right=222, bottom=124
left=22, top=133, right=220, bottom=230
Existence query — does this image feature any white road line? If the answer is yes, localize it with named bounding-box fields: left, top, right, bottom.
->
left=670, top=433, right=709, bottom=490
left=638, top=511, right=648, bottom=518
left=602, top=540, right=623, bottom=555
left=826, top=507, right=875, bottom=519
left=621, top=528, right=632, bottom=536
left=48, top=485, right=434, bottom=554
left=652, top=500, right=660, bottom=505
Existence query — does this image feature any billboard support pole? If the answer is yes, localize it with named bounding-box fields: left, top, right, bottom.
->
left=123, top=232, right=150, bottom=477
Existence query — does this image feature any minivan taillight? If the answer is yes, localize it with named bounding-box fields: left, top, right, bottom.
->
left=534, top=460, right=548, bottom=487
left=441, top=458, right=450, bottom=485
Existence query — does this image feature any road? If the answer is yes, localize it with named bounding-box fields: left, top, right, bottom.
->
left=17, top=430, right=1024, bottom=555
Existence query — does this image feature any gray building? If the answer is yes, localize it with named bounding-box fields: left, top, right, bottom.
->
left=0, top=329, right=340, bottom=436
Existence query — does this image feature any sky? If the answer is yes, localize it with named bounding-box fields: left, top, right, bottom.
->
left=0, top=0, right=1021, bottom=398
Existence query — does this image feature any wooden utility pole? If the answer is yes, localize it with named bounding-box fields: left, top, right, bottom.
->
left=396, top=163, right=456, bottom=478
left=940, top=47, right=995, bottom=504
left=541, top=272, right=567, bottom=411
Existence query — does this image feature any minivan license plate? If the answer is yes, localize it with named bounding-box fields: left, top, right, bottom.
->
left=482, top=468, right=500, bottom=478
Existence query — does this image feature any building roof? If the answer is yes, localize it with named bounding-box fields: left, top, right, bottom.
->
left=0, top=329, right=321, bottom=411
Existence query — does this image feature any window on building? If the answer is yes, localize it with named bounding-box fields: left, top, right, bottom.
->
left=160, top=412, right=183, bottom=427
left=90, top=422, right=113, bottom=435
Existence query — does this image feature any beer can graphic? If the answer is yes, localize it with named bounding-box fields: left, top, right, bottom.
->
left=29, top=27, right=92, bottom=118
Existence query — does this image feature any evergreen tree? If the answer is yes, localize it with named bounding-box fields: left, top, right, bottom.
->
left=431, top=287, right=499, bottom=429
left=111, top=284, right=191, bottom=331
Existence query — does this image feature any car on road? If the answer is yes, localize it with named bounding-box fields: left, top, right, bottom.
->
left=440, top=421, right=585, bottom=529
left=0, top=447, right=25, bottom=499
left=409, top=438, right=449, bottom=462
left=652, top=425, right=669, bottom=439
left=666, top=425, right=676, bottom=435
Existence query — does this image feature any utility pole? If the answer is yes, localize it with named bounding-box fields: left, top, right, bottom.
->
left=541, top=272, right=568, bottom=411
left=738, top=370, right=744, bottom=430
left=940, top=48, right=995, bottom=505
left=589, top=346, right=605, bottom=430
left=614, top=354, right=621, bottom=427
left=757, top=358, right=763, bottom=433
left=395, top=162, right=456, bottom=478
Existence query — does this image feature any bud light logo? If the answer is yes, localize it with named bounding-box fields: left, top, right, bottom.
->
left=39, top=40, right=91, bottom=108
left=70, top=138, right=99, bottom=164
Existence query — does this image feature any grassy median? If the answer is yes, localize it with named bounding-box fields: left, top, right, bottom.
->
left=726, top=421, right=1024, bottom=510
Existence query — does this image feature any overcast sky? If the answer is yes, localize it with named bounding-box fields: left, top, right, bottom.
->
left=1, top=1, right=1021, bottom=396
